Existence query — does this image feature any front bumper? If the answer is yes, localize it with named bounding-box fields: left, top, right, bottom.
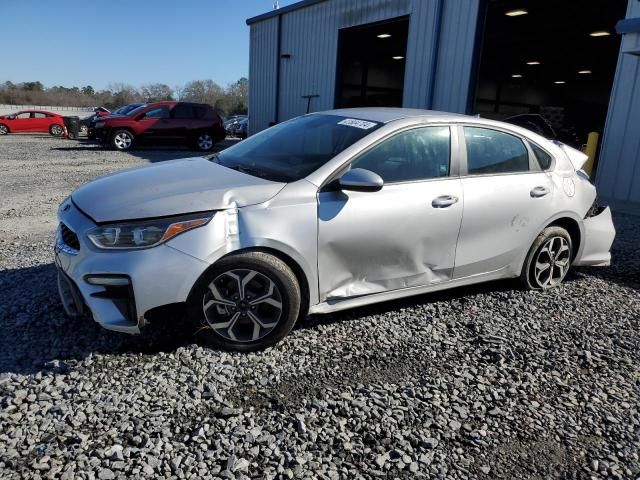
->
left=574, top=206, right=616, bottom=267
left=55, top=201, right=210, bottom=334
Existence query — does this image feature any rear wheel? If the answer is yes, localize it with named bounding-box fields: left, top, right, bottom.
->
left=0, top=124, right=8, bottom=135
left=194, top=132, right=215, bottom=152
left=111, top=130, right=134, bottom=151
left=187, top=251, right=301, bottom=351
left=49, top=124, right=64, bottom=136
left=521, top=226, right=573, bottom=290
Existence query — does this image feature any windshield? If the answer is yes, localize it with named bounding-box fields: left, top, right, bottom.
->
left=113, top=103, right=145, bottom=116
left=125, top=105, right=148, bottom=117
left=215, top=114, right=381, bottom=182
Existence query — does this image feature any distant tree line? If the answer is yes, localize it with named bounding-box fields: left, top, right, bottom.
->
left=0, top=78, right=248, bottom=117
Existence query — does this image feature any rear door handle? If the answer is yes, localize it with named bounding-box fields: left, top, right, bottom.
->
left=432, top=195, right=459, bottom=208
left=530, top=186, right=550, bottom=198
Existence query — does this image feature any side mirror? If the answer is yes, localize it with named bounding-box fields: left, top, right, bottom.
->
left=8, top=115, right=16, bottom=120
left=338, top=168, right=384, bottom=192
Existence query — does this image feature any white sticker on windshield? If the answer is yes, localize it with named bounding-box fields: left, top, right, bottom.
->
left=337, top=118, right=378, bottom=130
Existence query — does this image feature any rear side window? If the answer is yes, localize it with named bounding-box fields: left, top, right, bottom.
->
left=530, top=143, right=553, bottom=170
left=172, top=105, right=194, bottom=119
left=34, top=113, right=47, bottom=118
left=464, top=127, right=529, bottom=174
left=353, top=126, right=451, bottom=183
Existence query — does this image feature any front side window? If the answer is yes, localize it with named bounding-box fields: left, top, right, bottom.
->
left=16, top=112, right=31, bottom=119
left=215, top=114, right=382, bottom=182
left=143, top=106, right=170, bottom=119
left=464, top=127, right=529, bottom=175
left=351, top=126, right=451, bottom=183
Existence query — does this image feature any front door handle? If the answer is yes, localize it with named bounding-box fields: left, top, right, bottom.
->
left=530, top=186, right=550, bottom=198
left=432, top=195, right=459, bottom=208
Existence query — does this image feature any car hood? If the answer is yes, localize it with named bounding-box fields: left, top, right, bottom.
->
left=72, top=157, right=286, bottom=223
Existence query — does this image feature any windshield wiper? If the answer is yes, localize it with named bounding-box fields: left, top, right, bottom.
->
left=228, top=165, right=289, bottom=183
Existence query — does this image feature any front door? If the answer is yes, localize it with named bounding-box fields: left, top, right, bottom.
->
left=317, top=125, right=463, bottom=301
left=137, top=105, right=172, bottom=140
left=454, top=126, right=555, bottom=278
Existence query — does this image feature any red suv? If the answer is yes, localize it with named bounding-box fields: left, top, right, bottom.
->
left=0, top=110, right=65, bottom=136
left=94, top=102, right=225, bottom=151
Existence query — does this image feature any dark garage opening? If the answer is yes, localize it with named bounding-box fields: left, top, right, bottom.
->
left=335, top=17, right=409, bottom=108
left=473, top=0, right=626, bottom=150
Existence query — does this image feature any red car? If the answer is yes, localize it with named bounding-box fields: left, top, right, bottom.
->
left=94, top=101, right=226, bottom=151
left=0, top=110, right=65, bottom=136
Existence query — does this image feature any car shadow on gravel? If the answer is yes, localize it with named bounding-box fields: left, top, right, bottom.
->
left=50, top=138, right=238, bottom=163
left=0, top=263, right=194, bottom=375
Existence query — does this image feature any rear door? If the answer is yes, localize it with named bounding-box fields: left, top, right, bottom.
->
left=453, top=125, right=555, bottom=278
left=317, top=125, right=464, bottom=300
left=169, top=104, right=195, bottom=139
left=32, top=112, right=50, bottom=132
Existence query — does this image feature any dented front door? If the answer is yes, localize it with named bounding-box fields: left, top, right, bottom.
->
left=317, top=179, right=464, bottom=301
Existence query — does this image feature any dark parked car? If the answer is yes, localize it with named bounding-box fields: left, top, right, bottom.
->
left=94, top=102, right=225, bottom=151
left=225, top=116, right=248, bottom=139
left=85, top=103, right=145, bottom=139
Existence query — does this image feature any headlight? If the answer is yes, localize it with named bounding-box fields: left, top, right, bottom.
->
left=95, top=121, right=105, bottom=128
left=87, top=213, right=213, bottom=250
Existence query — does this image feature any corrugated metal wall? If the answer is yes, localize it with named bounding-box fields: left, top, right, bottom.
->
left=248, top=16, right=279, bottom=136
left=248, top=0, right=480, bottom=134
left=597, top=0, right=640, bottom=205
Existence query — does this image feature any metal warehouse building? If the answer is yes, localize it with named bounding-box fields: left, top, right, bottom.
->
left=246, top=0, right=640, bottom=208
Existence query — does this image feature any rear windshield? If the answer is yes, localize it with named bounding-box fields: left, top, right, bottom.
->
left=215, top=114, right=381, bottom=182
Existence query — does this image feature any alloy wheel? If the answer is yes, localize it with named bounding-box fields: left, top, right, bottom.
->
left=114, top=132, right=132, bottom=150
left=197, top=134, right=213, bottom=151
left=202, top=269, right=283, bottom=343
left=51, top=124, right=63, bottom=136
left=0, top=125, right=8, bottom=135
left=534, top=236, right=571, bottom=288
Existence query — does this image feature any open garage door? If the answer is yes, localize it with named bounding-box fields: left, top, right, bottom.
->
left=335, top=17, right=409, bottom=108
left=472, top=0, right=626, bottom=155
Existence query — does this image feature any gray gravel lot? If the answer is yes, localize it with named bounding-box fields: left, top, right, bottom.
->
left=0, top=134, right=639, bottom=479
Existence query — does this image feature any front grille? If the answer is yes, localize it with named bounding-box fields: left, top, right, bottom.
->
left=60, top=223, right=80, bottom=251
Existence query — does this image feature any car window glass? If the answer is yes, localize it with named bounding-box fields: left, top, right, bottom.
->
left=351, top=126, right=451, bottom=183
left=172, top=105, right=194, bottom=119
left=464, top=127, right=529, bottom=174
left=143, top=106, right=170, bottom=119
left=17, top=112, right=31, bottom=119
left=216, top=114, right=382, bottom=182
left=530, top=142, right=553, bottom=170
left=33, top=113, right=47, bottom=118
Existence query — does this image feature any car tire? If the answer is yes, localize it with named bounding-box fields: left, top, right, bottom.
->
left=0, top=124, right=9, bottom=135
left=187, top=251, right=301, bottom=351
left=49, top=124, right=64, bottom=136
left=521, top=226, right=573, bottom=290
left=194, top=131, right=215, bottom=152
left=111, top=129, right=134, bottom=151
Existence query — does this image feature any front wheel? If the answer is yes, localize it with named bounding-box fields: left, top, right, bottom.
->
left=521, top=226, right=573, bottom=290
left=187, top=251, right=301, bottom=351
left=49, top=124, right=64, bottom=136
left=0, top=124, right=8, bottom=135
left=111, top=129, right=134, bottom=151
left=194, top=132, right=215, bottom=152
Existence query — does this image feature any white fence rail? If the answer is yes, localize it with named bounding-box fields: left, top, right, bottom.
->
left=0, top=104, right=94, bottom=117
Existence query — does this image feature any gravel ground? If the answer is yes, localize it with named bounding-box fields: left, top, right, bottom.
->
left=0, top=135, right=639, bottom=479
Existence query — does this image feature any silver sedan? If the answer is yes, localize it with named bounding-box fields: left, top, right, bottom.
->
left=55, top=108, right=615, bottom=351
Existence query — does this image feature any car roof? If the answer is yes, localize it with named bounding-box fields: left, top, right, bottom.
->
left=320, top=107, right=469, bottom=124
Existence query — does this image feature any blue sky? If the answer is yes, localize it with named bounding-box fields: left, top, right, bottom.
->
left=1, top=0, right=298, bottom=90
